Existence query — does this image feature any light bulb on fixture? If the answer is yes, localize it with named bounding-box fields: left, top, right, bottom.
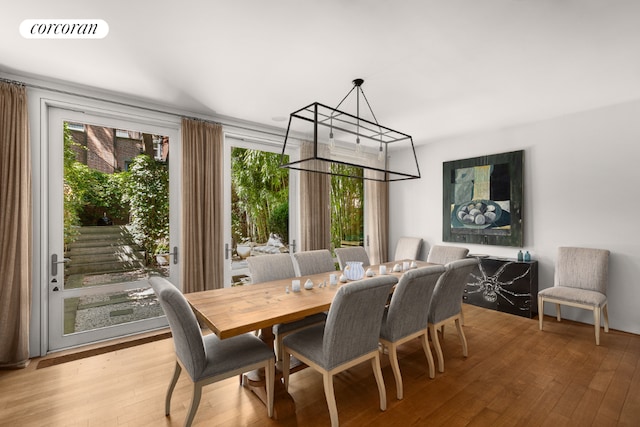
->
left=329, top=131, right=335, bottom=150
left=355, top=137, right=361, bottom=153
left=378, top=144, right=384, bottom=161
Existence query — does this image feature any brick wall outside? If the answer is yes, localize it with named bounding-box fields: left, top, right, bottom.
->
left=68, top=125, right=144, bottom=172
left=69, top=128, right=87, bottom=164
left=115, top=137, right=143, bottom=171
left=86, top=125, right=116, bottom=173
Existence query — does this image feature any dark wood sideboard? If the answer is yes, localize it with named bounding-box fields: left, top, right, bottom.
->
left=463, top=256, right=538, bottom=318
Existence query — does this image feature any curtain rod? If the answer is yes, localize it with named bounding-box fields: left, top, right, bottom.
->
left=0, top=76, right=287, bottom=139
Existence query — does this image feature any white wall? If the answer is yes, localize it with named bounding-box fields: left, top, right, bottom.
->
left=389, top=99, right=640, bottom=335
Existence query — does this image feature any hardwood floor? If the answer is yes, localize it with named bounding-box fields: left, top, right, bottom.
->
left=2, top=304, right=639, bottom=426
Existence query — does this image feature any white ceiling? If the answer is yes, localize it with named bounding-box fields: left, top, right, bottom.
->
left=2, top=0, right=640, bottom=145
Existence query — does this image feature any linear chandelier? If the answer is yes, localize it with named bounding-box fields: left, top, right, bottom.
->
left=279, top=78, right=421, bottom=182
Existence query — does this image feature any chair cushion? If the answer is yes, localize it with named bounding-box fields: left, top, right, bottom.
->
left=282, top=324, right=326, bottom=366
left=198, top=333, right=274, bottom=382
left=273, top=312, right=327, bottom=335
left=538, top=286, right=607, bottom=307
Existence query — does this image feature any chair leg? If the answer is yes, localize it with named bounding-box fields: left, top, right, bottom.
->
left=165, top=361, right=181, bottom=416
left=282, top=348, right=291, bottom=391
left=429, top=324, right=444, bottom=373
left=594, top=307, right=601, bottom=346
left=455, top=317, right=468, bottom=358
left=556, top=303, right=562, bottom=321
left=387, top=343, right=403, bottom=400
left=538, top=296, right=544, bottom=331
left=420, top=331, right=435, bottom=379
left=372, top=352, right=387, bottom=411
left=185, top=383, right=202, bottom=427
left=323, top=372, right=339, bottom=427
left=265, top=358, right=275, bottom=418
left=603, top=303, right=609, bottom=333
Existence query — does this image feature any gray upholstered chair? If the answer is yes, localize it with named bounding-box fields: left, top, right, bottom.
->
left=393, top=236, right=423, bottom=261
left=538, top=247, right=610, bottom=345
left=426, top=245, right=471, bottom=325
left=282, top=275, right=398, bottom=427
left=426, top=245, right=469, bottom=265
left=293, top=249, right=336, bottom=276
left=334, top=246, right=370, bottom=270
left=247, top=253, right=296, bottom=283
left=427, top=257, right=480, bottom=373
left=247, top=254, right=327, bottom=361
left=379, top=264, right=446, bottom=399
left=149, top=277, right=275, bottom=426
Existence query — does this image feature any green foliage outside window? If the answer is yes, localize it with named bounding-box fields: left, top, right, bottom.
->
left=231, top=148, right=289, bottom=245
left=122, top=155, right=169, bottom=262
left=63, top=123, right=168, bottom=262
left=330, top=164, right=364, bottom=251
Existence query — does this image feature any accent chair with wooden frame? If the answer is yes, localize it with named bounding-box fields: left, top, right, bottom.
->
left=379, top=264, right=446, bottom=399
left=426, top=244, right=469, bottom=265
left=334, top=246, right=371, bottom=270
left=427, top=258, right=480, bottom=373
left=393, top=236, right=423, bottom=261
left=247, top=253, right=327, bottom=362
left=538, top=246, right=610, bottom=345
left=293, top=249, right=336, bottom=276
left=150, top=277, right=275, bottom=426
left=282, top=275, right=398, bottom=427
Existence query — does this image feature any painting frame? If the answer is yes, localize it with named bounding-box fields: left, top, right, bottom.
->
left=442, top=150, right=524, bottom=247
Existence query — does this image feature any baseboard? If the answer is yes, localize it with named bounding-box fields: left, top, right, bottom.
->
left=36, top=329, right=171, bottom=369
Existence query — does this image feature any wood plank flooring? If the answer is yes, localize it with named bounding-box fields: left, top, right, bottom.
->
left=1, top=304, right=639, bottom=426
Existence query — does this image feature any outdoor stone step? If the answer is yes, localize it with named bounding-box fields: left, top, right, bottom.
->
left=66, top=244, right=143, bottom=256
left=65, top=225, right=147, bottom=276
left=75, top=226, right=130, bottom=235
left=66, top=260, right=146, bottom=275
left=66, top=251, right=146, bottom=264
left=66, top=241, right=141, bottom=250
left=71, top=233, right=137, bottom=242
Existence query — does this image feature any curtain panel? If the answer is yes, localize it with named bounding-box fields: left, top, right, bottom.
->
left=365, top=178, right=389, bottom=264
left=181, top=118, right=223, bottom=293
left=299, top=142, right=331, bottom=251
left=0, top=82, right=32, bottom=368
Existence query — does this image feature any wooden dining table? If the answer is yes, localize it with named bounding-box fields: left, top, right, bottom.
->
left=184, top=260, right=435, bottom=419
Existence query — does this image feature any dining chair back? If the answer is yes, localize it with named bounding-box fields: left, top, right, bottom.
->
left=150, top=277, right=275, bottom=426
left=247, top=253, right=296, bottom=284
left=282, top=275, right=398, bottom=426
left=293, top=249, right=336, bottom=276
left=426, top=245, right=469, bottom=265
left=246, top=253, right=327, bottom=361
left=334, top=246, right=370, bottom=270
left=538, top=246, right=610, bottom=345
left=379, top=264, right=446, bottom=399
left=428, top=257, right=480, bottom=373
left=393, top=236, right=423, bottom=261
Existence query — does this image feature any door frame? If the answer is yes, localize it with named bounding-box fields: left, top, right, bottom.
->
left=42, top=99, right=181, bottom=352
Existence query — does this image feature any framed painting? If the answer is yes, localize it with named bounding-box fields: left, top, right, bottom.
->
left=442, top=150, right=523, bottom=247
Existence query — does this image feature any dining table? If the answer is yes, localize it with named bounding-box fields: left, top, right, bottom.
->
left=184, top=259, right=436, bottom=419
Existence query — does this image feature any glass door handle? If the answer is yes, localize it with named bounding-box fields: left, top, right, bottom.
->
left=51, top=253, right=70, bottom=277
left=167, top=246, right=178, bottom=264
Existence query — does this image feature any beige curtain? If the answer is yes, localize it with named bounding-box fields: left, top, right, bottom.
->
left=181, top=118, right=223, bottom=293
left=365, top=178, right=389, bottom=264
left=299, top=142, right=330, bottom=251
left=0, top=82, right=32, bottom=368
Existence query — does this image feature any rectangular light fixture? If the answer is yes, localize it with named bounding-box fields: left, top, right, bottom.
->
left=280, top=79, right=421, bottom=182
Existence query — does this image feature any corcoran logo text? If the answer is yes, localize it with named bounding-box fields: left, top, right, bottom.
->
left=20, top=19, right=109, bottom=39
